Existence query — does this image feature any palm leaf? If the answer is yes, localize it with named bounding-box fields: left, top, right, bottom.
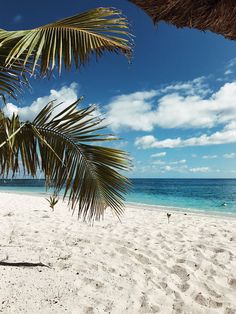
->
left=0, top=7, right=131, bottom=78
left=0, top=46, right=32, bottom=99
left=0, top=98, right=131, bottom=221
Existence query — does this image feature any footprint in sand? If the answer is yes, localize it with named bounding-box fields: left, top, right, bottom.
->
left=178, top=282, right=190, bottom=292
left=139, top=292, right=160, bottom=313
left=204, top=283, right=221, bottom=299
left=172, top=300, right=184, bottom=314
left=176, top=258, right=200, bottom=270
left=171, top=265, right=190, bottom=282
left=194, top=292, right=223, bottom=309
left=82, top=277, right=104, bottom=290
left=116, top=246, right=129, bottom=255
left=213, top=248, right=233, bottom=264
left=228, top=278, right=236, bottom=288
left=132, top=251, right=151, bottom=265
left=84, top=306, right=94, bottom=314
left=41, top=215, right=50, bottom=219
left=159, top=282, right=175, bottom=296
left=225, top=307, right=236, bottom=314
left=115, top=246, right=151, bottom=265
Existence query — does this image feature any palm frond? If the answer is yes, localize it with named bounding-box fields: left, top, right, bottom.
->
left=0, top=7, right=131, bottom=77
left=0, top=98, right=131, bottom=221
left=0, top=46, right=31, bottom=99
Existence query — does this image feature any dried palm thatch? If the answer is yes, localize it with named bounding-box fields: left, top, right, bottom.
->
left=129, top=0, right=236, bottom=40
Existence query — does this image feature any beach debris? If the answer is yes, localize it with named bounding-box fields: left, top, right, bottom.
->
left=0, top=261, right=50, bottom=268
left=0, top=254, right=50, bottom=268
left=167, top=213, right=171, bottom=223
left=46, top=194, right=59, bottom=211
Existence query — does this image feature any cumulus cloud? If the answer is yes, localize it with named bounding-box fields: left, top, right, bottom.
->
left=225, top=58, right=236, bottom=75
left=152, top=160, right=166, bottom=165
left=225, top=69, right=233, bottom=76
left=106, top=90, right=158, bottom=131
left=151, top=152, right=166, bottom=158
left=160, top=164, right=188, bottom=174
left=3, top=83, right=78, bottom=121
left=135, top=123, right=236, bottom=149
left=135, top=158, right=216, bottom=175
left=202, top=155, right=218, bottom=159
left=135, top=135, right=181, bottom=149
left=189, top=167, right=210, bottom=173
left=148, top=158, right=188, bottom=173
left=159, top=77, right=211, bottom=97
left=163, top=166, right=172, bottom=172
left=170, top=159, right=186, bottom=165
left=106, top=80, right=236, bottom=131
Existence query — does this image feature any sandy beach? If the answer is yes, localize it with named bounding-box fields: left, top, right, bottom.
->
left=0, top=192, right=235, bottom=314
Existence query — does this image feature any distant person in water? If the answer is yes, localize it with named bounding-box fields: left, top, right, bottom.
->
left=221, top=202, right=227, bottom=207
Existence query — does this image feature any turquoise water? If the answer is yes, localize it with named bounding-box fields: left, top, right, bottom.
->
left=1, top=178, right=236, bottom=214
left=127, top=179, right=236, bottom=214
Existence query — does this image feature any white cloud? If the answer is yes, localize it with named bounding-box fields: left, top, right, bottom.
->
left=149, top=159, right=188, bottom=173
left=135, top=135, right=157, bottom=149
left=3, top=83, right=78, bottom=121
left=224, top=69, right=233, bottom=76
left=159, top=77, right=211, bottom=97
left=170, top=159, right=186, bottom=165
left=163, top=166, right=172, bottom=172
left=106, top=80, right=236, bottom=132
left=151, top=158, right=186, bottom=167
left=227, top=58, right=236, bottom=68
left=135, top=135, right=181, bottom=149
left=135, top=123, right=236, bottom=149
left=134, top=159, right=217, bottom=175
left=151, top=152, right=166, bottom=158
left=106, top=90, right=158, bottom=131
left=112, top=140, right=129, bottom=149
left=225, top=58, right=236, bottom=74
left=223, top=153, right=236, bottom=159
left=152, top=160, right=166, bottom=165
left=189, top=167, right=210, bottom=173
left=160, top=164, right=188, bottom=174
left=202, top=155, right=218, bottom=159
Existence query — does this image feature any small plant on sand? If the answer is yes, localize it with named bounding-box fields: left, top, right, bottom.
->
left=46, top=194, right=59, bottom=211
left=167, top=213, right=171, bottom=223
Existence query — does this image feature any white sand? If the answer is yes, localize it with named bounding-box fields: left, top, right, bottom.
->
left=0, top=192, right=236, bottom=314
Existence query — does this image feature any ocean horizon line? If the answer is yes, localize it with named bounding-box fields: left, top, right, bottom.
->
left=1, top=177, right=236, bottom=180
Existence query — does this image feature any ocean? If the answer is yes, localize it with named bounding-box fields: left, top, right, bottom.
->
left=0, top=178, right=236, bottom=214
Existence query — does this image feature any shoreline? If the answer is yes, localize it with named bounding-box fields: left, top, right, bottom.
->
left=1, top=189, right=236, bottom=219
left=126, top=201, right=236, bottom=219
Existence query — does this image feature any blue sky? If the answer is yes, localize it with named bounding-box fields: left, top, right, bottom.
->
left=2, top=0, right=236, bottom=178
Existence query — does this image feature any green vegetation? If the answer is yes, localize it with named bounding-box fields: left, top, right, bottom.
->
left=0, top=6, right=131, bottom=220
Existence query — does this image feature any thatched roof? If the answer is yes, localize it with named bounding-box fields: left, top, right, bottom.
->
left=129, top=0, right=236, bottom=40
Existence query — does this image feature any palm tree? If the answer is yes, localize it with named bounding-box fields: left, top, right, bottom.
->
left=0, top=7, right=132, bottom=220
left=0, top=98, right=130, bottom=221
